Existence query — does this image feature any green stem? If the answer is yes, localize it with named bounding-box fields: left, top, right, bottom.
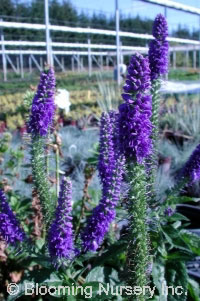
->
left=56, top=147, right=60, bottom=198
left=148, top=79, right=161, bottom=207
left=127, top=163, right=150, bottom=301
left=45, top=146, right=49, bottom=177
left=31, top=135, right=54, bottom=227
left=75, top=196, right=86, bottom=243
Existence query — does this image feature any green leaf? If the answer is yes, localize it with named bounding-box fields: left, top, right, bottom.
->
left=35, top=238, right=45, bottom=251
left=180, top=230, right=200, bottom=255
left=86, top=267, right=119, bottom=285
left=165, top=261, right=188, bottom=301
left=92, top=241, right=126, bottom=267
left=188, top=278, right=200, bottom=301
left=167, top=195, right=199, bottom=205
left=167, top=213, right=189, bottom=222
left=161, top=225, right=191, bottom=253
left=166, top=251, right=194, bottom=262
left=152, top=261, right=167, bottom=301
left=21, top=255, right=52, bottom=269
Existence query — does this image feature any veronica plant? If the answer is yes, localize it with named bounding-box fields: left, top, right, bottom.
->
left=1, top=17, right=200, bottom=298
left=81, top=111, right=125, bottom=251
left=27, top=68, right=56, bottom=227
left=118, top=53, right=152, bottom=298
left=148, top=14, right=169, bottom=204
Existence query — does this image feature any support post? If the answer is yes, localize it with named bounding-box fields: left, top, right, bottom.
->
left=0, top=19, right=7, bottom=82
left=45, top=0, right=53, bottom=66
left=6, top=55, right=18, bottom=74
left=29, top=55, right=32, bottom=74
left=88, top=38, right=92, bottom=77
left=31, top=54, right=42, bottom=72
left=61, top=57, right=65, bottom=71
left=54, top=54, right=65, bottom=72
left=71, top=56, right=74, bottom=72
left=186, top=50, right=189, bottom=68
left=115, top=0, right=121, bottom=85
left=91, top=55, right=102, bottom=69
left=81, top=57, right=84, bottom=71
left=100, top=55, right=103, bottom=71
left=77, top=54, right=80, bottom=72
left=173, top=50, right=176, bottom=69
left=40, top=56, right=43, bottom=69
left=16, top=56, right=20, bottom=74
left=20, top=50, right=24, bottom=79
left=193, top=49, right=196, bottom=69
left=106, top=56, right=109, bottom=69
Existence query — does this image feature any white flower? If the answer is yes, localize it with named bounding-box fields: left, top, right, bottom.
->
left=55, top=89, right=71, bottom=114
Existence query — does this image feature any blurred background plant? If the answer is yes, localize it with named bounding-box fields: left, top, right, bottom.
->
left=95, top=74, right=122, bottom=113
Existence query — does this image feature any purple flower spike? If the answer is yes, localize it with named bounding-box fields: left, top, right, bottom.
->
left=27, top=68, right=56, bottom=137
left=119, top=53, right=152, bottom=164
left=98, top=111, right=118, bottom=192
left=0, top=189, right=25, bottom=245
left=149, top=14, right=169, bottom=80
left=48, top=177, right=74, bottom=262
left=81, top=155, right=125, bottom=252
left=119, top=94, right=152, bottom=163
left=181, top=144, right=200, bottom=183
left=124, top=53, right=151, bottom=94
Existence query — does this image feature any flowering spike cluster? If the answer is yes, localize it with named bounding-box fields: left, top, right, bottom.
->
left=181, top=144, right=200, bottom=182
left=119, top=53, right=152, bottom=163
left=0, top=189, right=25, bottom=245
left=27, top=68, right=56, bottom=137
left=48, top=177, right=74, bottom=261
left=149, top=14, right=169, bottom=80
left=81, top=155, right=125, bottom=252
left=98, top=111, right=118, bottom=191
left=81, top=111, right=124, bottom=251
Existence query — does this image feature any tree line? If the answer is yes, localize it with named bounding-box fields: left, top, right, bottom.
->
left=0, top=0, right=198, bottom=47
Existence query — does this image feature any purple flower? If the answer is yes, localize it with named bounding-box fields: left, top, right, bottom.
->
left=81, top=155, right=125, bottom=252
left=149, top=14, right=169, bottom=80
left=27, top=68, right=56, bottom=137
left=98, top=111, right=118, bottom=192
left=152, top=14, right=168, bottom=41
left=118, top=95, right=152, bottom=163
left=0, top=189, right=25, bottom=245
left=119, top=53, right=152, bottom=163
left=181, top=144, right=200, bottom=183
left=124, top=54, right=151, bottom=94
left=48, top=177, right=74, bottom=262
left=164, top=207, right=174, bottom=217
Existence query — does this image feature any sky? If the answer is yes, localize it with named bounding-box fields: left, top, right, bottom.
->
left=72, top=0, right=200, bottom=33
